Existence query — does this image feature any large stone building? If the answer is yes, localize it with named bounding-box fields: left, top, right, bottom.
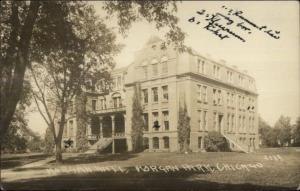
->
left=63, top=36, right=259, bottom=153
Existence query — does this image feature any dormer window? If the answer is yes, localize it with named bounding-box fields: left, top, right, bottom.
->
left=151, top=59, right=158, bottom=76
left=161, top=56, right=168, bottom=73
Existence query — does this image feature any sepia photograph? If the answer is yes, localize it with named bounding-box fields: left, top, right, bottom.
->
left=0, top=1, right=299, bottom=190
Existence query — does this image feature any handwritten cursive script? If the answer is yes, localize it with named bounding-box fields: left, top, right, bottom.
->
left=188, top=5, right=281, bottom=42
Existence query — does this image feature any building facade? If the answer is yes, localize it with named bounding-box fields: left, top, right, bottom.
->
left=63, top=36, right=259, bottom=153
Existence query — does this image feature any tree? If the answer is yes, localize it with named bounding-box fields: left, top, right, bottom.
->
left=258, top=116, right=281, bottom=147
left=204, top=131, right=230, bottom=152
left=102, top=1, right=186, bottom=51
left=29, top=2, right=119, bottom=163
left=75, top=93, right=89, bottom=152
left=177, top=100, right=191, bottom=153
left=292, top=117, right=300, bottom=146
left=258, top=116, right=273, bottom=147
left=1, top=75, right=32, bottom=153
left=0, top=1, right=186, bottom=143
left=274, top=115, right=292, bottom=146
left=44, top=127, right=55, bottom=154
left=131, top=83, right=144, bottom=152
left=1, top=108, right=28, bottom=153
left=1, top=1, right=41, bottom=140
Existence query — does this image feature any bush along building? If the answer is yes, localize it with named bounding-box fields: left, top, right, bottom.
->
left=62, top=36, right=259, bottom=154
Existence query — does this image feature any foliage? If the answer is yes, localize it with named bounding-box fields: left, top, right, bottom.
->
left=1, top=78, right=33, bottom=153
left=259, top=116, right=280, bottom=147
left=29, top=2, right=119, bottom=163
left=1, top=1, right=185, bottom=160
left=75, top=93, right=89, bottom=152
left=102, top=1, right=186, bottom=51
left=27, top=136, right=44, bottom=152
left=177, top=101, right=191, bottom=153
left=1, top=1, right=41, bottom=139
left=274, top=115, right=292, bottom=146
left=204, top=131, right=230, bottom=152
left=44, top=127, right=55, bottom=154
left=292, top=117, right=300, bottom=146
left=131, top=83, right=144, bottom=152
left=0, top=1, right=186, bottom=143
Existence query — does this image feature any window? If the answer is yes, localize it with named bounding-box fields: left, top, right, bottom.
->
left=153, top=137, right=159, bottom=149
left=163, top=137, right=169, bottom=148
left=197, top=60, right=201, bottom=73
left=249, top=116, right=251, bottom=132
left=198, top=137, right=202, bottom=149
left=213, top=112, right=217, bottom=130
left=242, top=96, right=245, bottom=109
left=231, top=114, right=235, bottom=132
left=198, top=110, right=202, bottom=130
left=152, top=87, right=158, bottom=102
left=231, top=93, right=235, bottom=107
left=238, top=115, right=241, bottom=132
left=202, top=86, right=207, bottom=102
left=163, top=111, right=169, bottom=131
left=227, top=114, right=230, bottom=131
left=227, top=92, right=230, bottom=106
left=152, top=112, right=159, bottom=130
left=197, top=85, right=201, bottom=101
left=213, top=65, right=220, bottom=79
left=113, top=96, right=121, bottom=108
left=100, top=99, right=106, bottom=110
left=162, top=86, right=168, bottom=101
left=143, top=113, right=149, bottom=131
left=161, top=57, right=168, bottom=73
left=242, top=116, right=245, bottom=132
left=143, top=66, right=148, bottom=79
left=142, top=89, right=148, bottom=104
left=213, top=89, right=217, bottom=105
left=239, top=75, right=244, bottom=86
left=203, top=111, right=207, bottom=130
left=217, top=90, right=222, bottom=105
left=69, top=120, right=73, bottom=137
left=197, top=59, right=205, bottom=74
left=117, top=76, right=122, bottom=89
left=227, top=70, right=233, bottom=83
left=152, top=63, right=158, bottom=76
left=92, top=100, right=97, bottom=111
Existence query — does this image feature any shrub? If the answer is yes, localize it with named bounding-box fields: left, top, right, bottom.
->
left=204, top=131, right=230, bottom=152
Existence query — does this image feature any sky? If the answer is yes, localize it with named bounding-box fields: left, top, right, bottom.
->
left=27, top=1, right=299, bottom=136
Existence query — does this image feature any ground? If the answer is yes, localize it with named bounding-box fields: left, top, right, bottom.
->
left=1, top=148, right=300, bottom=191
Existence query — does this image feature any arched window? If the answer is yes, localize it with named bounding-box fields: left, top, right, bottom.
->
left=153, top=137, right=159, bottom=149
left=112, top=93, right=122, bottom=108
left=163, top=136, right=169, bottom=149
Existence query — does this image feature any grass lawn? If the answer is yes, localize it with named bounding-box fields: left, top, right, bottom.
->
left=1, top=148, right=300, bottom=191
left=0, top=153, right=50, bottom=169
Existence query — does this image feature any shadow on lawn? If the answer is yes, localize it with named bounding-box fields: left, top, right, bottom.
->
left=2, top=167, right=294, bottom=191
left=1, top=154, right=49, bottom=169
left=48, top=153, right=139, bottom=165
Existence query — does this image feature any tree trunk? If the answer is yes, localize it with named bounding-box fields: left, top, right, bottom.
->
left=55, top=142, right=63, bottom=164
left=0, top=2, right=40, bottom=142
